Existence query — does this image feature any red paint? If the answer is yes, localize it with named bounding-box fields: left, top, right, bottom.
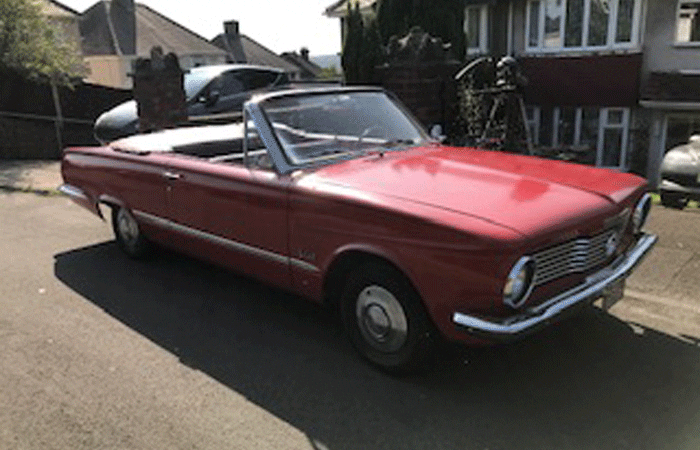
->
left=61, top=143, right=647, bottom=345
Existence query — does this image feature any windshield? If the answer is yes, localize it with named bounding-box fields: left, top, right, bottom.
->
left=260, top=91, right=428, bottom=165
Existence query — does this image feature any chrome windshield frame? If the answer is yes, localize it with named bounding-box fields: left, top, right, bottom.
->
left=243, top=87, right=430, bottom=175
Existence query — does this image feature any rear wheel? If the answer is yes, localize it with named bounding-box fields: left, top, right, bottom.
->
left=660, top=192, right=688, bottom=210
left=112, top=206, right=150, bottom=258
left=340, top=261, right=436, bottom=373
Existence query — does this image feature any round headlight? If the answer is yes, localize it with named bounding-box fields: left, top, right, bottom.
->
left=632, top=193, right=652, bottom=233
left=503, top=257, right=535, bottom=309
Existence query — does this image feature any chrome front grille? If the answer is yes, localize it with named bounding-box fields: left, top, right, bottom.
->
left=532, top=229, right=618, bottom=286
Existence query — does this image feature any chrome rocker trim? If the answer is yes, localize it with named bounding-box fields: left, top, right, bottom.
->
left=453, top=233, right=657, bottom=341
left=133, top=210, right=320, bottom=273
left=58, top=184, right=88, bottom=201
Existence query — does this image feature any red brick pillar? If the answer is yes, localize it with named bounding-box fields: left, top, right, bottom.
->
left=131, top=47, right=187, bottom=134
left=376, top=61, right=460, bottom=133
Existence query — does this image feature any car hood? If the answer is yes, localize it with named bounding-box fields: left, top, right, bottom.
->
left=301, top=145, right=644, bottom=236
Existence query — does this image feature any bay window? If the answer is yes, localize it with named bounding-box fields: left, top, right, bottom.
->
left=528, top=106, right=630, bottom=168
left=526, top=0, right=641, bottom=50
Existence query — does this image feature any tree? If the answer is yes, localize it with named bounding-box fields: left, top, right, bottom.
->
left=341, top=3, right=363, bottom=84
left=359, top=15, right=382, bottom=83
left=376, top=0, right=466, bottom=60
left=0, top=0, right=84, bottom=85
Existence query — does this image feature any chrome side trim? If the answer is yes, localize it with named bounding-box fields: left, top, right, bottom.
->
left=58, top=184, right=88, bottom=201
left=453, top=233, right=658, bottom=341
left=132, top=210, right=319, bottom=272
left=290, top=258, right=320, bottom=273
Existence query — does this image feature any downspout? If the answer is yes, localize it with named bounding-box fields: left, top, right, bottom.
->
left=507, top=0, right=514, bottom=55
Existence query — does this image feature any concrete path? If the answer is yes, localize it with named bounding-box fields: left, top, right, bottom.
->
left=0, top=160, right=62, bottom=194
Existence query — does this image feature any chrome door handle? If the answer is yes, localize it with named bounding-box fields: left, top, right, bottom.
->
left=163, top=171, right=182, bottom=180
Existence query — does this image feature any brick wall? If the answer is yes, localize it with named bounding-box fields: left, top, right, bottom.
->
left=376, top=61, right=461, bottom=133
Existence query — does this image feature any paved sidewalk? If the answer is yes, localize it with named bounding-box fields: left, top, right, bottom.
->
left=0, top=160, right=61, bottom=194
left=1, top=159, right=698, bottom=334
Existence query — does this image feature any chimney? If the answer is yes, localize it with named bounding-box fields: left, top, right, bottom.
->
left=300, top=47, right=310, bottom=61
left=110, top=0, right=136, bottom=55
left=222, top=20, right=246, bottom=63
left=224, top=20, right=240, bottom=38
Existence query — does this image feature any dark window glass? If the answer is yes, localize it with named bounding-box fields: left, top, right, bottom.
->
left=616, top=0, right=635, bottom=42
left=218, top=72, right=244, bottom=96
left=588, top=0, right=609, bottom=46
left=529, top=1, right=541, bottom=46
left=558, top=107, right=576, bottom=145
left=539, top=107, right=553, bottom=146
left=565, top=0, right=584, bottom=46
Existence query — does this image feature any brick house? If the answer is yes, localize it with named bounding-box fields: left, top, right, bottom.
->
left=211, top=21, right=304, bottom=80
left=498, top=0, right=700, bottom=184
left=281, top=48, right=323, bottom=80
left=39, top=0, right=82, bottom=52
left=79, top=0, right=228, bottom=89
left=326, top=0, right=700, bottom=184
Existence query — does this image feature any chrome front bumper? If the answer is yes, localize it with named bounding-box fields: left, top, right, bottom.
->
left=58, top=184, right=88, bottom=201
left=453, top=233, right=657, bottom=341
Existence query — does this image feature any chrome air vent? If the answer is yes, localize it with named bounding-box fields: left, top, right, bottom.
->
left=532, top=229, right=619, bottom=286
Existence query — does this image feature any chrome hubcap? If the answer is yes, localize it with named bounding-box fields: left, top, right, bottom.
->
left=355, top=285, right=408, bottom=352
left=117, top=209, right=139, bottom=247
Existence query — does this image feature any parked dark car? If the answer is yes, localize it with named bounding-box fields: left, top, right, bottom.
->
left=94, top=64, right=289, bottom=144
left=659, top=135, right=700, bottom=209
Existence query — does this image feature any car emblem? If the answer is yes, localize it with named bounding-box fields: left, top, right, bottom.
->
left=606, top=232, right=619, bottom=257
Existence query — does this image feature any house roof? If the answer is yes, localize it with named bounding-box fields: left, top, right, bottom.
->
left=280, top=52, right=323, bottom=78
left=80, top=1, right=227, bottom=58
left=324, top=0, right=376, bottom=18
left=211, top=33, right=300, bottom=74
left=41, top=0, right=80, bottom=18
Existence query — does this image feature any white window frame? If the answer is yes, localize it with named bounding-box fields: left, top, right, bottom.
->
left=526, top=106, right=541, bottom=145
left=530, top=105, right=631, bottom=168
left=676, top=1, right=700, bottom=45
left=597, top=108, right=630, bottom=167
left=464, top=4, right=489, bottom=56
left=525, top=0, right=642, bottom=52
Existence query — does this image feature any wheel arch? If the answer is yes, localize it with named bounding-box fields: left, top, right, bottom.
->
left=96, top=194, right=126, bottom=219
left=322, top=246, right=423, bottom=310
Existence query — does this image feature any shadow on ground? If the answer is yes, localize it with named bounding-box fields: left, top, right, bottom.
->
left=54, top=242, right=700, bottom=450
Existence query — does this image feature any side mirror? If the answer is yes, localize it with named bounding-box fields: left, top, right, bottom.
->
left=430, top=124, right=445, bottom=142
left=200, top=90, right=220, bottom=106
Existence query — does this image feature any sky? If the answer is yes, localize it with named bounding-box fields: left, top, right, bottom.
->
left=59, top=0, right=343, bottom=56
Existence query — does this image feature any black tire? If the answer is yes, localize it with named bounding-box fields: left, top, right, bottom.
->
left=660, top=192, right=688, bottom=210
left=340, top=261, right=436, bottom=373
left=111, top=206, right=150, bottom=259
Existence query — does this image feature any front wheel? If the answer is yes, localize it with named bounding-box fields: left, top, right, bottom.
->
left=340, top=262, right=436, bottom=373
left=112, top=206, right=150, bottom=258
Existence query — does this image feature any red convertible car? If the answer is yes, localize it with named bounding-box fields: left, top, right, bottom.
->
left=61, top=87, right=656, bottom=372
